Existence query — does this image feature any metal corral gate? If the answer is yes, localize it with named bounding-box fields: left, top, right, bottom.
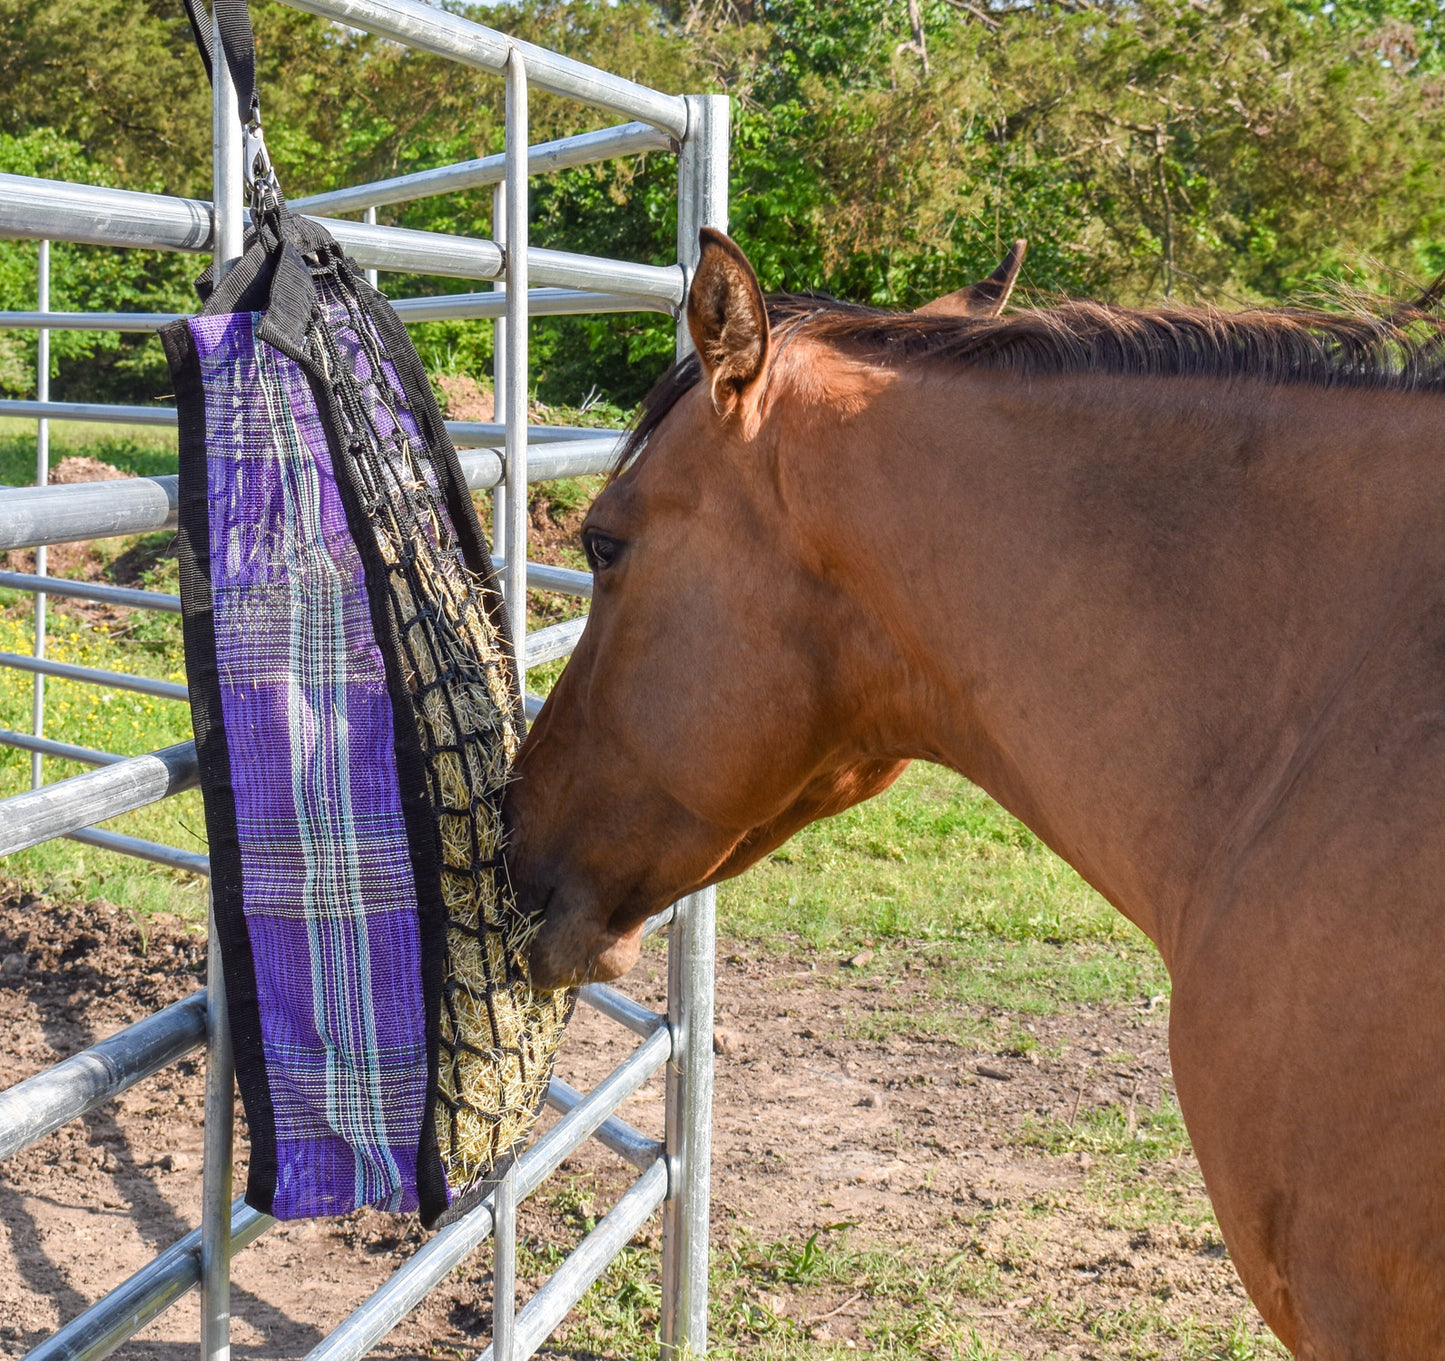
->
left=0, top=2, right=727, bottom=1356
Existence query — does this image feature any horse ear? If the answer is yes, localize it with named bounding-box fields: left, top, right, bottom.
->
left=686, top=228, right=770, bottom=421
left=914, top=239, right=1027, bottom=319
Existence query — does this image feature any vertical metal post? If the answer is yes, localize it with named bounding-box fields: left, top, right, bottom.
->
left=673, top=94, right=730, bottom=358
left=363, top=206, right=378, bottom=289
left=491, top=1166, right=517, bottom=1361
left=200, top=900, right=234, bottom=1361
left=660, top=92, right=728, bottom=1361
left=502, top=50, right=529, bottom=688
left=491, top=182, right=507, bottom=564
left=30, top=240, right=49, bottom=791
left=201, top=26, right=244, bottom=1361
left=492, top=50, right=529, bottom=1357
left=660, top=887, right=717, bottom=1357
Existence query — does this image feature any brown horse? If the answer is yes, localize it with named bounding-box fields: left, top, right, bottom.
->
left=503, top=229, right=1445, bottom=1358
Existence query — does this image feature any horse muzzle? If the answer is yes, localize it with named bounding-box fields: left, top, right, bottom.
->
left=527, top=909, right=644, bottom=992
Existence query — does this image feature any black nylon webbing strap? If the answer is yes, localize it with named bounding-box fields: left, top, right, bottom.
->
left=179, top=0, right=214, bottom=85
left=179, top=0, right=259, bottom=124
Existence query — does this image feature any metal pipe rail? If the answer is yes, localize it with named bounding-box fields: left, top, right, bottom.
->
left=0, top=312, right=181, bottom=333
left=0, top=174, right=686, bottom=302
left=458, top=437, right=621, bottom=488
left=0, top=439, right=620, bottom=552
left=0, top=991, right=207, bottom=1161
left=501, top=561, right=590, bottom=599
left=451, top=429, right=620, bottom=455
left=479, top=1159, right=669, bottom=1361
left=301, top=1022, right=671, bottom=1361
left=0, top=398, right=622, bottom=447
left=0, top=289, right=667, bottom=333
left=543, top=1078, right=663, bottom=1171
left=0, top=652, right=186, bottom=702
left=21, top=1197, right=274, bottom=1361
left=0, top=475, right=178, bottom=551
left=579, top=982, right=668, bottom=1039
left=0, top=564, right=587, bottom=611
left=0, top=741, right=197, bottom=856
left=292, top=122, right=674, bottom=216
left=281, top=0, right=687, bottom=136
left=392, top=287, right=669, bottom=320
left=0, top=729, right=120, bottom=766
left=505, top=40, right=533, bottom=702
left=524, top=617, right=588, bottom=667
left=0, top=399, right=177, bottom=428
left=0, top=570, right=181, bottom=613
left=67, top=826, right=209, bottom=876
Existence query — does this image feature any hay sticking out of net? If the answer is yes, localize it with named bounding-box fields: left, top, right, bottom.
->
left=393, top=549, right=571, bottom=1182
left=312, top=281, right=573, bottom=1201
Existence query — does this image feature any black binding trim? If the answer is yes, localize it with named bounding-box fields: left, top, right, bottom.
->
left=319, top=245, right=527, bottom=1225
left=161, top=317, right=281, bottom=1215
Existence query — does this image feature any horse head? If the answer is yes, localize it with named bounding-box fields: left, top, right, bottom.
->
left=505, top=230, right=1025, bottom=990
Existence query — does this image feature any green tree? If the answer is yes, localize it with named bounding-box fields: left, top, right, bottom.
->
left=4, top=0, right=1445, bottom=406
left=0, top=128, right=195, bottom=399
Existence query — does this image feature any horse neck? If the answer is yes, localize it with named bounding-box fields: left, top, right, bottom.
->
left=782, top=366, right=1439, bottom=961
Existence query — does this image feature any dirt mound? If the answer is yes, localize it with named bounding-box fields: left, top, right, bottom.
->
left=434, top=373, right=496, bottom=423
left=48, top=457, right=128, bottom=486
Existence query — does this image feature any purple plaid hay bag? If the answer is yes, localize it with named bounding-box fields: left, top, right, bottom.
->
left=161, top=206, right=571, bottom=1228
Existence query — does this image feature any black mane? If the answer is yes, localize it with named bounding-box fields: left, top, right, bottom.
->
left=615, top=287, right=1445, bottom=474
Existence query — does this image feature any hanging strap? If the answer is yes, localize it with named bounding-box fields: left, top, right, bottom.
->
left=180, top=0, right=280, bottom=211
left=180, top=0, right=259, bottom=126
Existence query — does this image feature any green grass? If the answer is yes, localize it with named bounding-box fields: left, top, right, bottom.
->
left=720, top=762, right=1168, bottom=1016
left=0, top=593, right=206, bottom=919
left=1016, top=1095, right=1224, bottom=1238
left=517, top=1201, right=1281, bottom=1361
left=724, top=763, right=1121, bottom=947
left=1026, top=1096, right=1193, bottom=1167
left=516, top=1207, right=1028, bottom=1361
left=0, top=418, right=178, bottom=484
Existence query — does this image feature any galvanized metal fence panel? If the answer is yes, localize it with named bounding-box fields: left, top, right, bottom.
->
left=0, top=5, right=727, bottom=1357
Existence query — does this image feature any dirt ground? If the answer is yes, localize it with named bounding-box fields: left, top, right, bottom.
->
left=0, top=889, right=1265, bottom=1360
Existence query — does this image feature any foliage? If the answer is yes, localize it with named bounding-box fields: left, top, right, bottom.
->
left=3, top=0, right=1445, bottom=403
left=0, top=129, right=197, bottom=400
left=0, top=599, right=205, bottom=919
left=723, top=0, right=1445, bottom=306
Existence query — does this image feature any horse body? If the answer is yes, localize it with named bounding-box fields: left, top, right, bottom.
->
left=504, top=231, right=1445, bottom=1356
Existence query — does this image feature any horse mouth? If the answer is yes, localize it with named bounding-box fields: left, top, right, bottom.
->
left=528, top=918, right=643, bottom=992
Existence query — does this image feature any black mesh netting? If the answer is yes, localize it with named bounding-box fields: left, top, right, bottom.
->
left=300, top=248, right=573, bottom=1200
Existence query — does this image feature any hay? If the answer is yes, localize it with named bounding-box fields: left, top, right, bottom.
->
left=314, top=285, right=573, bottom=1202
left=377, top=476, right=572, bottom=1191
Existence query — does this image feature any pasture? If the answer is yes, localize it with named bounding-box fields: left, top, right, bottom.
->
left=0, top=420, right=1279, bottom=1359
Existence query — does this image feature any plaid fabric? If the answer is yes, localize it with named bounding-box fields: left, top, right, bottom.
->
left=190, top=311, right=429, bottom=1218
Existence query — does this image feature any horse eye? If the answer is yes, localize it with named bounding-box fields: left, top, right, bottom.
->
left=583, top=531, right=620, bottom=573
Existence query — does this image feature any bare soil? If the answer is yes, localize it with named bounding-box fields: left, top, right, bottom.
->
left=0, top=889, right=1267, bottom=1360
left=434, top=375, right=497, bottom=424
left=0, top=458, right=180, bottom=634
